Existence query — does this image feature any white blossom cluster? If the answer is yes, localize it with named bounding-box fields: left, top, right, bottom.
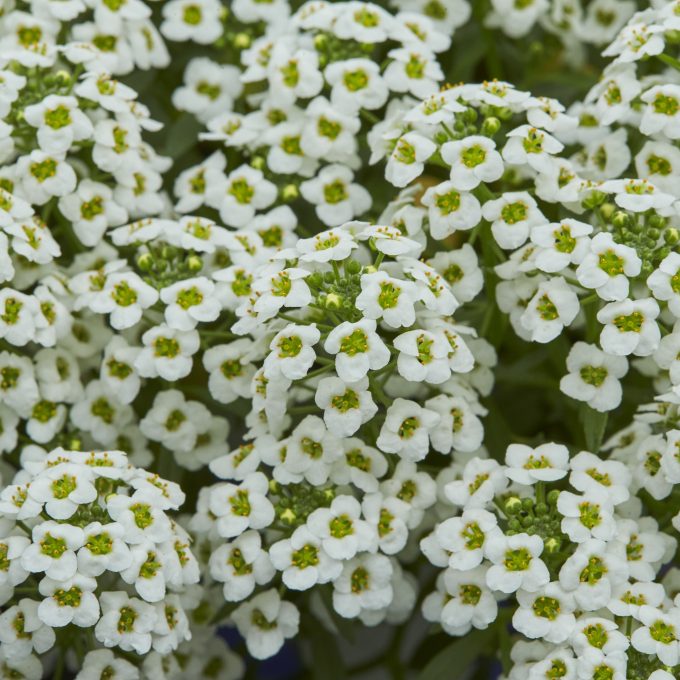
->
left=1, top=0, right=680, bottom=678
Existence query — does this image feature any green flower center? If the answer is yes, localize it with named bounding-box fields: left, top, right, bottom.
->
left=435, top=190, right=461, bottom=215
left=165, top=409, right=186, bottom=432
left=252, top=609, right=277, bottom=630
left=30, top=159, right=58, bottom=182
left=220, top=359, right=243, bottom=379
left=398, top=416, right=419, bottom=439
left=112, top=281, right=138, bottom=307
left=229, top=490, right=251, bottom=517
left=394, top=140, right=416, bottom=165
left=44, top=105, right=72, bottom=130
left=351, top=566, right=369, bottom=592
left=280, top=61, right=299, bottom=88
left=0, top=366, right=20, bottom=391
left=292, top=544, right=320, bottom=568
left=117, top=606, right=137, bottom=634
left=130, top=503, right=153, bottom=529
left=536, top=294, right=559, bottom=321
left=53, top=586, right=82, bottom=608
left=580, top=365, right=608, bottom=387
left=649, top=620, right=676, bottom=644
left=228, top=547, right=252, bottom=575
left=318, top=117, right=342, bottom=140
left=579, top=556, right=607, bottom=584
left=86, top=532, right=113, bottom=555
left=323, top=180, right=348, bottom=205
left=91, top=397, right=115, bottom=424
left=40, top=534, right=67, bottom=558
left=176, top=286, right=203, bottom=309
left=501, top=201, right=528, bottom=224
left=81, top=196, right=104, bottom=220
left=461, top=144, right=487, bottom=168
left=51, top=474, right=77, bottom=500
left=503, top=547, right=532, bottom=571
left=578, top=502, right=601, bottom=529
left=462, top=522, right=485, bottom=550
left=613, top=311, right=643, bottom=333
left=329, top=514, right=354, bottom=538
left=405, top=54, right=425, bottom=79
left=300, top=437, right=323, bottom=459
left=647, top=154, right=672, bottom=176
left=532, top=596, right=561, bottom=620
left=107, top=358, right=132, bottom=380
left=32, top=400, right=57, bottom=423
left=653, top=93, right=679, bottom=116
left=354, top=8, right=379, bottom=26
left=553, top=226, right=576, bottom=253
left=228, top=178, right=255, bottom=205
left=196, top=81, right=220, bottom=100
left=183, top=4, right=202, bottom=24
left=277, top=335, right=303, bottom=358
left=139, top=551, right=161, bottom=579
left=340, top=329, right=369, bottom=356
left=331, top=388, right=360, bottom=413
left=378, top=508, right=393, bottom=537
left=459, top=584, right=482, bottom=605
left=377, top=282, right=401, bottom=309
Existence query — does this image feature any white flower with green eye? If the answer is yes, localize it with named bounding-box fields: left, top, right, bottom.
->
left=482, top=191, right=545, bottom=250
left=486, top=532, right=550, bottom=594
left=530, top=219, right=592, bottom=273
left=560, top=342, right=628, bottom=413
left=135, top=325, right=199, bottom=381
left=377, top=398, right=440, bottom=462
left=203, top=340, right=256, bottom=405
left=24, top=94, right=93, bottom=155
left=385, top=131, right=437, bottom=187
left=356, top=270, right=419, bottom=328
left=87, top=271, right=159, bottom=330
left=268, top=43, right=323, bottom=102
left=520, top=276, right=579, bottom=343
left=502, top=124, right=564, bottom=173
left=37, top=574, right=100, bottom=629
left=394, top=329, right=451, bottom=384
left=300, top=165, right=371, bottom=227
left=440, top=135, right=504, bottom=191
left=433, top=508, right=499, bottom=570
left=263, top=323, right=320, bottom=381
left=17, top=150, right=77, bottom=205
left=421, top=181, right=482, bottom=239
left=332, top=553, right=393, bottom=619
left=363, top=492, right=409, bottom=554
left=636, top=140, right=680, bottom=196
left=513, top=583, right=576, bottom=644
left=314, top=375, right=377, bottom=437
left=600, top=178, right=676, bottom=213
left=209, top=530, right=275, bottom=602
left=631, top=606, right=680, bottom=666
left=301, top=97, right=360, bottom=161
left=160, top=276, right=221, bottom=331
left=282, top=415, right=342, bottom=486
left=160, top=0, right=223, bottom=44
left=0, top=598, right=55, bottom=658
left=21, top=521, right=84, bottom=581
left=269, top=525, right=342, bottom=590
left=106, top=491, right=173, bottom=546
left=94, top=591, right=157, bottom=655
left=231, top=589, right=299, bottom=660
left=325, top=58, right=389, bottom=113
left=426, top=393, right=485, bottom=454
left=557, top=490, right=616, bottom=544
left=77, top=521, right=133, bottom=577
left=296, top=228, right=358, bottom=263
left=505, top=443, right=569, bottom=485
left=428, top=245, right=484, bottom=304
left=207, top=164, right=277, bottom=229
left=324, top=318, right=390, bottom=382
left=383, top=48, right=442, bottom=98
left=597, top=297, right=660, bottom=357
left=640, top=84, right=680, bottom=139
left=26, top=462, right=96, bottom=520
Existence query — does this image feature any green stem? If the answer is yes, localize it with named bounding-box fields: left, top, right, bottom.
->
left=656, top=52, right=680, bottom=73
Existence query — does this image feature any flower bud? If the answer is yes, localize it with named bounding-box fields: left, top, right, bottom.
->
left=187, top=255, right=203, bottom=273
left=137, top=252, right=154, bottom=272
left=233, top=32, right=251, bottom=49
left=664, top=227, right=680, bottom=245
left=481, top=116, right=501, bottom=136
left=281, top=184, right=299, bottom=201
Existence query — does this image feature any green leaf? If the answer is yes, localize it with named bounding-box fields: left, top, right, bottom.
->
left=417, top=628, right=495, bottom=680
left=580, top=404, right=608, bottom=453
left=304, top=620, right=347, bottom=680
left=162, top=113, right=203, bottom=160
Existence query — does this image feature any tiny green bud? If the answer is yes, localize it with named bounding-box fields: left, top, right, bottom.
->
left=363, top=265, right=378, bottom=275
left=481, top=116, right=501, bottom=136
left=543, top=537, right=561, bottom=554
left=346, top=260, right=361, bottom=275
left=664, top=227, right=680, bottom=245
left=324, top=293, right=342, bottom=310
left=496, top=106, right=513, bottom=121
left=582, top=190, right=606, bottom=210
left=137, top=252, right=154, bottom=272
left=504, top=496, right=522, bottom=515
left=521, top=497, right=534, bottom=511
left=281, top=184, right=299, bottom=201
left=547, top=489, right=560, bottom=505
left=463, top=108, right=478, bottom=123
left=187, top=255, right=203, bottom=273
left=665, top=29, right=680, bottom=44
left=521, top=515, right=533, bottom=528
left=250, top=156, right=265, bottom=171
left=279, top=508, right=296, bottom=524
left=648, top=214, right=667, bottom=230
left=599, top=202, right=615, bottom=221
left=612, top=211, right=629, bottom=229
left=508, top=518, right=521, bottom=532
left=647, top=228, right=661, bottom=241
left=314, top=33, right=327, bottom=50
left=233, top=32, right=251, bottom=49
left=535, top=502, right=548, bottom=516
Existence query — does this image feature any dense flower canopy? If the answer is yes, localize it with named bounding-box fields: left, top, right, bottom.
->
left=2, top=0, right=680, bottom=679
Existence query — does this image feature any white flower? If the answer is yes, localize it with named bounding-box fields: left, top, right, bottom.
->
left=263, top=323, right=320, bottom=381
left=88, top=272, right=159, bottom=330
left=433, top=508, right=499, bottom=571
left=160, top=0, right=223, bottom=44
left=160, top=276, right=221, bottom=330
left=207, top=164, right=277, bottom=228
left=597, top=297, right=660, bottom=357
left=376, top=398, right=440, bottom=462
left=385, top=132, right=437, bottom=187
left=445, top=458, right=508, bottom=509
left=428, top=245, right=484, bottom=304
left=503, top=125, right=564, bottom=173
left=631, top=605, right=680, bottom=666
left=577, top=232, right=641, bottom=302
left=209, top=530, right=274, bottom=602
left=136, top=325, right=199, bottom=381
left=325, top=58, right=388, bottom=113
left=24, top=94, right=93, bottom=155
left=355, top=270, right=418, bottom=328
left=558, top=539, right=628, bottom=611
left=75, top=649, right=138, bottom=680
left=520, top=276, right=579, bottom=343
left=282, top=416, right=342, bottom=485
left=37, top=574, right=100, bottom=628
left=324, top=318, right=390, bottom=382
left=530, top=219, right=592, bottom=273
left=0, top=598, right=55, bottom=658
left=569, top=451, right=631, bottom=505
left=560, top=342, right=628, bottom=412
left=27, top=462, right=96, bottom=520
left=95, top=591, right=157, bottom=655
left=640, top=85, right=680, bottom=139
left=208, top=472, right=275, bottom=538
left=332, top=553, right=393, bottom=619
left=139, top=389, right=211, bottom=453
left=394, top=329, right=451, bottom=384
left=231, top=589, right=300, bottom=660
left=648, top=252, right=680, bottom=317
left=77, top=521, right=133, bottom=577
left=21, top=521, right=84, bottom=580
left=513, top=583, right=576, bottom=644
left=252, top=265, right=312, bottom=321
left=202, top=340, right=256, bottom=404
left=505, top=442, right=569, bottom=485
left=440, top=135, right=504, bottom=190
left=268, top=44, right=323, bottom=102
left=306, top=495, right=376, bottom=561
left=106, top=492, right=173, bottom=545
left=18, top=151, right=77, bottom=204
left=485, top=533, right=550, bottom=594
left=301, top=96, right=360, bottom=161
left=362, top=492, right=409, bottom=554
left=481, top=191, right=545, bottom=250
left=383, top=48, right=442, bottom=98
left=557, top=490, right=616, bottom=543
left=421, top=181, right=482, bottom=239
left=300, top=165, right=371, bottom=226
left=296, top=229, right=358, bottom=263
left=269, top=525, right=341, bottom=590
left=314, top=375, right=377, bottom=437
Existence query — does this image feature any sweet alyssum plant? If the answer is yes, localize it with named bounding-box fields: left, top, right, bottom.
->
left=1, top=0, right=680, bottom=679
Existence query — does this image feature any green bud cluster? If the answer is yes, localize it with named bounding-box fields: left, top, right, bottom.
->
left=273, top=482, right=335, bottom=528
left=135, top=242, right=204, bottom=289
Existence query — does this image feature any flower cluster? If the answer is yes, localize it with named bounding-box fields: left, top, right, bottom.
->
left=2, top=0, right=680, bottom=678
